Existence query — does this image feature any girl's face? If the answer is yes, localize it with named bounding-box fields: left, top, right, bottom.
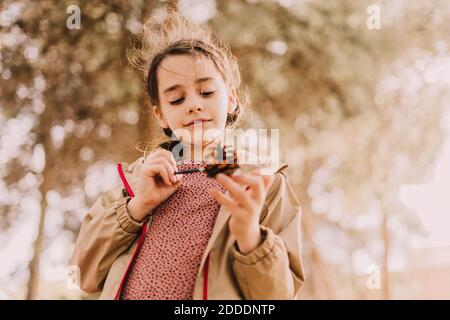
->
left=153, top=54, right=237, bottom=146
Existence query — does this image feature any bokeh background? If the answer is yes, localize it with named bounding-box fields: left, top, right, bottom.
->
left=1, top=0, right=450, bottom=300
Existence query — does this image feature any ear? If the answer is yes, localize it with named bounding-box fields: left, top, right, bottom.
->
left=153, top=105, right=169, bottom=129
left=227, top=87, right=238, bottom=113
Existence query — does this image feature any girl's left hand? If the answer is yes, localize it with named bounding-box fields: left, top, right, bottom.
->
left=210, top=170, right=273, bottom=254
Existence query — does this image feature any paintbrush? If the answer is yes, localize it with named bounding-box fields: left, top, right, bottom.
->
left=174, top=163, right=240, bottom=178
left=174, top=168, right=204, bottom=175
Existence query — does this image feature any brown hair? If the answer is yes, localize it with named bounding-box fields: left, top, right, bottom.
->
left=129, top=12, right=250, bottom=152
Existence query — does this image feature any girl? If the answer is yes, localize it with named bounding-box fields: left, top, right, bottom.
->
left=70, top=12, right=305, bottom=300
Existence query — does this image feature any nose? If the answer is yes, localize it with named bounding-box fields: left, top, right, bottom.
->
left=186, top=99, right=204, bottom=114
left=189, top=105, right=203, bottom=113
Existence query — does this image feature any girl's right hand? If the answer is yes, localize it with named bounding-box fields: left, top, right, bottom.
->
left=127, top=149, right=183, bottom=222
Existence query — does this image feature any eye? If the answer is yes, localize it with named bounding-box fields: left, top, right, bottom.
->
left=169, top=97, right=185, bottom=105
left=201, top=91, right=215, bottom=97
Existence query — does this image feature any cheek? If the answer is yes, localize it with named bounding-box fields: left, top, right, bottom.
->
left=161, top=107, right=184, bottom=127
left=209, top=92, right=229, bottom=120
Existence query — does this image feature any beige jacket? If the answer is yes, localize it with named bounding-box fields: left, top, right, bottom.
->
left=70, top=156, right=305, bottom=300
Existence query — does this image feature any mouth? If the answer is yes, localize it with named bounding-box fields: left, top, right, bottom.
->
left=184, top=118, right=212, bottom=127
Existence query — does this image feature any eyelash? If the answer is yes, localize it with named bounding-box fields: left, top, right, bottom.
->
left=169, top=91, right=215, bottom=105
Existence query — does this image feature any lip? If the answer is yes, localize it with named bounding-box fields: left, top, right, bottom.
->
left=184, top=118, right=212, bottom=126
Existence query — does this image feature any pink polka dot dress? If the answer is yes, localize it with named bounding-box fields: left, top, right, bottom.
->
left=120, top=159, right=226, bottom=300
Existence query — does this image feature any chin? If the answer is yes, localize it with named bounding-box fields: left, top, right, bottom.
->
left=183, top=136, right=218, bottom=147
left=173, top=122, right=224, bottom=145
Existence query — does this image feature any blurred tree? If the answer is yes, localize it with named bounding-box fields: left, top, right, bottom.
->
left=210, top=0, right=450, bottom=298
left=0, top=0, right=162, bottom=299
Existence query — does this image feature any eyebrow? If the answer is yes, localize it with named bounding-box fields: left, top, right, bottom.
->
left=162, top=77, right=213, bottom=94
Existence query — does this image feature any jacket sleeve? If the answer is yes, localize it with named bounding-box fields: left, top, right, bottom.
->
left=230, top=171, right=305, bottom=300
left=69, top=161, right=145, bottom=294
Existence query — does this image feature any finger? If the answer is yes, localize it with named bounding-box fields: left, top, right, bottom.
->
left=215, top=173, right=252, bottom=209
left=151, top=157, right=178, bottom=183
left=231, top=173, right=266, bottom=202
left=142, top=163, right=173, bottom=186
left=146, top=150, right=178, bottom=177
left=145, top=149, right=177, bottom=168
left=210, top=189, right=241, bottom=213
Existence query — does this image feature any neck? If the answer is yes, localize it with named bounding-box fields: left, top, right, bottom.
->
left=178, top=135, right=224, bottom=162
left=179, top=142, right=212, bottom=162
